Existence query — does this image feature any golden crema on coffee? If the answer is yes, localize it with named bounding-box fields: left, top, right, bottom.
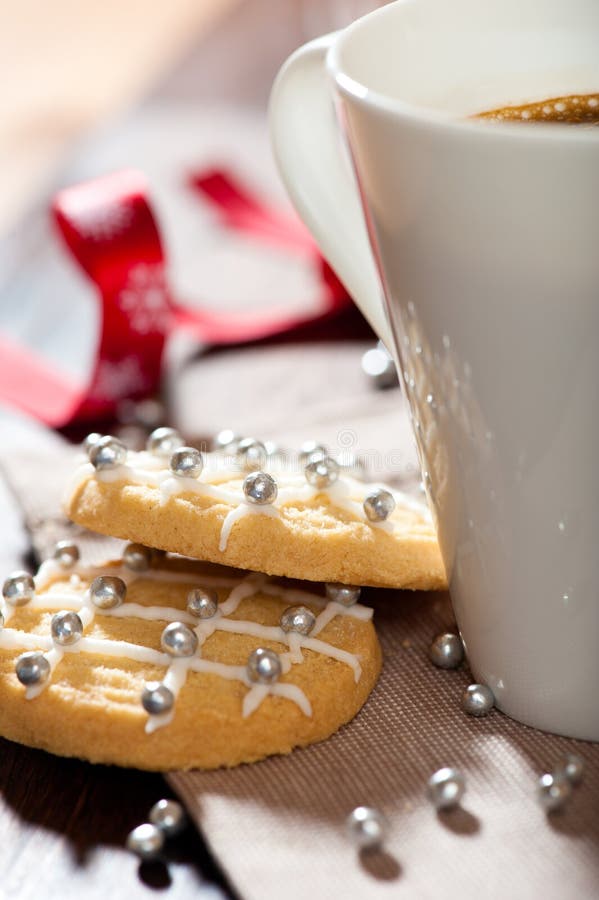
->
left=475, top=93, right=599, bottom=125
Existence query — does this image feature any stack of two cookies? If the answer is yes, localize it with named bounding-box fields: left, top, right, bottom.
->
left=0, top=428, right=446, bottom=771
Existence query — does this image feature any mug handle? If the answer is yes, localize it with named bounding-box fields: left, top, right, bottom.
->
left=269, top=34, right=393, bottom=349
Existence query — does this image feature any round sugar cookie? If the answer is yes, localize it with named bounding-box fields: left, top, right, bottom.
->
left=0, top=552, right=382, bottom=771
left=64, top=435, right=447, bottom=590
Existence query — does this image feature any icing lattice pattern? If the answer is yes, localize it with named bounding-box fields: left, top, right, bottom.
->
left=70, top=442, right=429, bottom=554
left=0, top=558, right=373, bottom=733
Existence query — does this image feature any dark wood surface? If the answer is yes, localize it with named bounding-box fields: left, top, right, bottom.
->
left=0, top=735, right=235, bottom=900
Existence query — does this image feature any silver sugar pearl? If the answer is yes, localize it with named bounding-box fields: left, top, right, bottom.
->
left=53, top=540, right=80, bottom=568
left=427, top=767, right=466, bottom=810
left=149, top=799, right=187, bottom=837
left=126, top=823, right=165, bottom=860
left=554, top=753, right=585, bottom=786
left=325, top=583, right=361, bottom=607
left=123, top=543, right=153, bottom=572
left=462, top=683, right=495, bottom=717
left=264, top=440, right=283, bottom=459
left=346, top=806, right=389, bottom=850
left=305, top=456, right=339, bottom=490
left=15, top=651, right=50, bottom=687
left=186, top=588, right=218, bottom=619
left=142, top=682, right=175, bottom=716
left=146, top=426, right=183, bottom=457
left=90, top=575, right=127, bottom=609
left=82, top=432, right=103, bottom=453
left=361, top=342, right=399, bottom=390
left=89, top=435, right=127, bottom=470
left=363, top=488, right=396, bottom=522
left=280, top=605, right=317, bottom=636
left=170, top=446, right=204, bottom=479
left=3, top=571, right=35, bottom=607
left=243, top=471, right=278, bottom=505
left=161, top=622, right=198, bottom=658
left=299, top=440, right=327, bottom=465
left=429, top=633, right=464, bottom=669
left=247, top=647, right=282, bottom=685
left=51, top=610, right=83, bottom=646
left=236, top=438, right=267, bottom=472
left=537, top=772, right=572, bottom=812
left=214, top=429, right=241, bottom=453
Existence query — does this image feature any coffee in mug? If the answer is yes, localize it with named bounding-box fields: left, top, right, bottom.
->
left=475, top=93, right=599, bottom=124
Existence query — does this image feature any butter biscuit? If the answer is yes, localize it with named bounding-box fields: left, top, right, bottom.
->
left=64, top=432, right=446, bottom=591
left=0, top=552, right=381, bottom=771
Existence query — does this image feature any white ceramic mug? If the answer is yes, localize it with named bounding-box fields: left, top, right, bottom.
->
left=270, top=0, right=599, bottom=740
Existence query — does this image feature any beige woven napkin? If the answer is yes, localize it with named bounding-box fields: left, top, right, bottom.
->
left=2, top=376, right=598, bottom=900
left=169, top=589, right=599, bottom=900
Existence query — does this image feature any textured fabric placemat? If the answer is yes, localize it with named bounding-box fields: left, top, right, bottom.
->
left=1, top=406, right=598, bottom=900
left=167, top=592, right=599, bottom=900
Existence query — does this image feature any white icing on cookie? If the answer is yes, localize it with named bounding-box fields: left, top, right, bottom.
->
left=160, top=475, right=240, bottom=507
left=219, top=502, right=279, bottom=552
left=69, top=447, right=430, bottom=554
left=242, top=684, right=270, bottom=717
left=1, top=561, right=373, bottom=732
left=267, top=683, right=312, bottom=716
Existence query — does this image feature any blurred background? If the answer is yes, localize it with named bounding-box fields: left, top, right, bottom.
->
left=1, top=0, right=385, bottom=232
left=0, top=0, right=414, bottom=485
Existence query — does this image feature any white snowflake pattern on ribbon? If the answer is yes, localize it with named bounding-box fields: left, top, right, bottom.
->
left=91, top=356, right=150, bottom=402
left=118, top=263, right=171, bottom=335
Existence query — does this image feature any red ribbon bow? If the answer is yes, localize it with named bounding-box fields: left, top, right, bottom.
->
left=0, top=168, right=349, bottom=428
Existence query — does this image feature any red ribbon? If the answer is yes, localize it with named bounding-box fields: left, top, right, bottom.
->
left=0, top=168, right=349, bottom=427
